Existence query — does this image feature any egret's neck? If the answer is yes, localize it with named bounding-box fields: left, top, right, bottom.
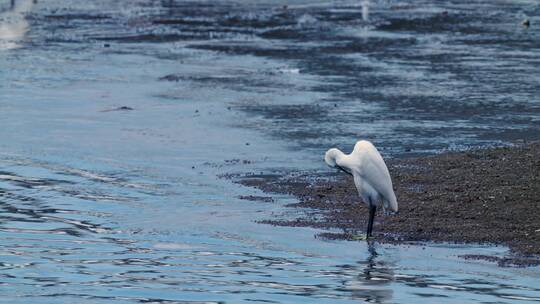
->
left=335, top=151, right=347, bottom=165
left=336, top=152, right=353, bottom=173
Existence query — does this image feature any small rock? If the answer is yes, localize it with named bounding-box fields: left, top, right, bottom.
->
left=159, top=74, right=181, bottom=82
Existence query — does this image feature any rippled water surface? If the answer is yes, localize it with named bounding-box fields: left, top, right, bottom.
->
left=1, top=0, right=539, bottom=302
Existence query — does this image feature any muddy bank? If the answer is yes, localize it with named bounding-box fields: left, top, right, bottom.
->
left=233, top=143, right=540, bottom=266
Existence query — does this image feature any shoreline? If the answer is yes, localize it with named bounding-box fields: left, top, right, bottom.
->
left=233, top=142, right=540, bottom=267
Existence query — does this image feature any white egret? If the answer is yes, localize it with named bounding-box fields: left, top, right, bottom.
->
left=325, top=140, right=398, bottom=237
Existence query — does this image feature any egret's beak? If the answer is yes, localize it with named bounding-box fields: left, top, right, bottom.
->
left=336, top=165, right=352, bottom=176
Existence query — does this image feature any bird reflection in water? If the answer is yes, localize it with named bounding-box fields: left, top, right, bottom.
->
left=1, top=0, right=35, bottom=50
left=341, top=241, right=394, bottom=303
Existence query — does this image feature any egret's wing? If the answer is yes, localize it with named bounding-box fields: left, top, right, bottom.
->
left=351, top=143, right=397, bottom=210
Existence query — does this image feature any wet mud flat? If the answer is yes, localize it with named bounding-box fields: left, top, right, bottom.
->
left=233, top=142, right=540, bottom=267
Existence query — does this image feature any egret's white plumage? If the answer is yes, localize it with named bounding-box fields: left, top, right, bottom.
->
left=325, top=140, right=398, bottom=236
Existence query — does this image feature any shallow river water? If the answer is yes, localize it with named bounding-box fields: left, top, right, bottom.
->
left=1, top=0, right=539, bottom=303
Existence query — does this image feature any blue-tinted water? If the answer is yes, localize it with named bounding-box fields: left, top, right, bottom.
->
left=1, top=0, right=539, bottom=302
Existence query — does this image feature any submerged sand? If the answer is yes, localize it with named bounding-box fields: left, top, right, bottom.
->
left=233, top=142, right=540, bottom=267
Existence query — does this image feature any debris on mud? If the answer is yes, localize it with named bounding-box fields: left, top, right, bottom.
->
left=238, top=195, right=274, bottom=203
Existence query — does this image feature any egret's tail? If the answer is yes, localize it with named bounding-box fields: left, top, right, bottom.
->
left=384, top=191, right=398, bottom=213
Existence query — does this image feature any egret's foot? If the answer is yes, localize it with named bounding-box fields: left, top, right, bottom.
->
left=350, top=234, right=368, bottom=241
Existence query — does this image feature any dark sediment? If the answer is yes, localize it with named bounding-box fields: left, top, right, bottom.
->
left=233, top=143, right=540, bottom=267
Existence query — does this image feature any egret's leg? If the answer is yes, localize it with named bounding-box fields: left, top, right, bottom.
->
left=366, top=205, right=376, bottom=237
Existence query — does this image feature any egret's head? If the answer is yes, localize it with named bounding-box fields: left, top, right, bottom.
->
left=324, top=148, right=343, bottom=168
